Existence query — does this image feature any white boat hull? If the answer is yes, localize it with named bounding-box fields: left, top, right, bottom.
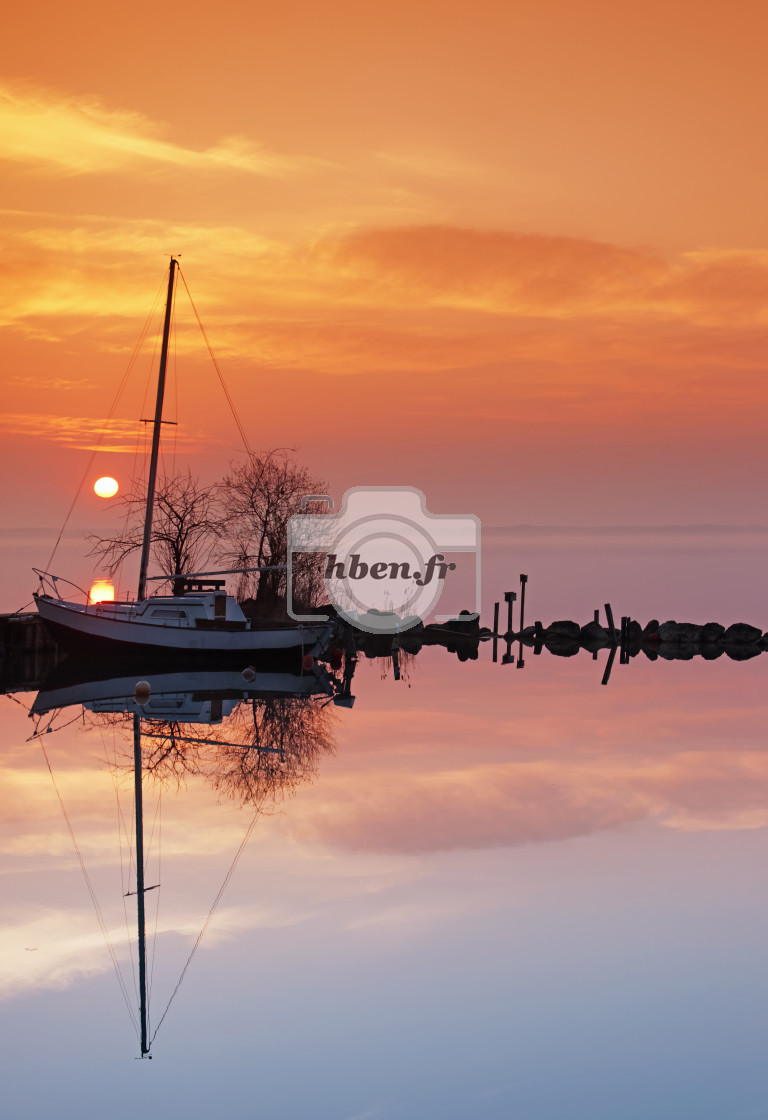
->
left=35, top=594, right=334, bottom=661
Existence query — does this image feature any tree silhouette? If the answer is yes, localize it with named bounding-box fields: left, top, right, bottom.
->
left=88, top=469, right=220, bottom=594
left=218, top=450, right=329, bottom=614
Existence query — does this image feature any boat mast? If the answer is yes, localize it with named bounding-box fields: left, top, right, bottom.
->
left=137, top=257, right=178, bottom=601
left=133, top=713, right=151, bottom=1057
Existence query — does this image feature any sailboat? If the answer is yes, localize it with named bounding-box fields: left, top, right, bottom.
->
left=34, top=258, right=334, bottom=662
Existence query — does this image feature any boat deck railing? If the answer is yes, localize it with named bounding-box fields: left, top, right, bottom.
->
left=33, top=569, right=93, bottom=604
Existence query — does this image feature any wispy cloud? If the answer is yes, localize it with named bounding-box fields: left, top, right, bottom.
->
left=0, top=83, right=307, bottom=177
left=0, top=910, right=125, bottom=998
left=4, top=214, right=768, bottom=391
left=292, top=749, right=768, bottom=855
left=3, top=413, right=215, bottom=452
left=328, top=225, right=768, bottom=326
left=0, top=901, right=314, bottom=1000
left=8, top=376, right=95, bottom=390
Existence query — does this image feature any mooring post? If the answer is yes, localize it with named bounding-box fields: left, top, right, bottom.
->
left=492, top=602, right=499, bottom=663
left=516, top=576, right=528, bottom=669
left=502, top=591, right=516, bottom=664
left=504, top=590, right=516, bottom=637
left=601, top=644, right=617, bottom=685
left=519, top=574, right=528, bottom=634
left=594, top=608, right=600, bottom=625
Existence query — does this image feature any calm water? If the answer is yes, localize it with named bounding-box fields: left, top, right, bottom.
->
left=2, top=542, right=768, bottom=1120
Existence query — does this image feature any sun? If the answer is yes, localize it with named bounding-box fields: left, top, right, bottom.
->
left=94, top=476, right=119, bottom=498
left=89, top=579, right=115, bottom=603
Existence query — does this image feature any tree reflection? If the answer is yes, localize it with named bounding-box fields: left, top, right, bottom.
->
left=206, top=698, right=336, bottom=807
left=95, top=696, right=336, bottom=809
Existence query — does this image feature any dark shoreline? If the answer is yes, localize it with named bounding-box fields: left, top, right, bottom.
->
left=3, top=609, right=767, bottom=695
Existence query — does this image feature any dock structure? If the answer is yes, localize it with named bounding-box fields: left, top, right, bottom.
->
left=0, top=613, right=65, bottom=692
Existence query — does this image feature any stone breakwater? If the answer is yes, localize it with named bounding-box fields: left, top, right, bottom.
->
left=508, top=620, right=767, bottom=660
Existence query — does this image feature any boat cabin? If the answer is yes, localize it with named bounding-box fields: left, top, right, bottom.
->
left=91, top=590, right=248, bottom=629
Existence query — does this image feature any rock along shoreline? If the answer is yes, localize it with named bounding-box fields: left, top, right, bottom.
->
left=509, top=619, right=767, bottom=660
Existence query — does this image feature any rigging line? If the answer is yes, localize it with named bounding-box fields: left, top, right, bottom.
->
left=177, top=266, right=253, bottom=458
left=150, top=807, right=261, bottom=1044
left=114, top=725, right=140, bottom=997
left=2, top=692, right=30, bottom=710
left=130, top=274, right=166, bottom=489
left=40, top=739, right=140, bottom=1041
left=26, top=708, right=86, bottom=742
left=110, top=719, right=138, bottom=948
left=172, top=309, right=178, bottom=471
left=144, top=784, right=162, bottom=878
left=128, top=760, right=137, bottom=888
left=45, top=275, right=166, bottom=572
left=115, top=305, right=165, bottom=577
left=148, top=789, right=162, bottom=1009
left=151, top=269, right=179, bottom=541
left=103, top=723, right=141, bottom=1009
left=118, top=778, right=140, bottom=1007
left=99, top=274, right=166, bottom=592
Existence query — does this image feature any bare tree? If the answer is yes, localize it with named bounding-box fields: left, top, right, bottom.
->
left=218, top=450, right=329, bottom=615
left=88, top=469, right=221, bottom=594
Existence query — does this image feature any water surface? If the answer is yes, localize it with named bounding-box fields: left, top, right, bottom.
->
left=2, top=567, right=768, bottom=1120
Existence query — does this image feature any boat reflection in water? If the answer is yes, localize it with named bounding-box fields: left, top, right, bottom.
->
left=29, top=651, right=356, bottom=1057
left=31, top=661, right=347, bottom=723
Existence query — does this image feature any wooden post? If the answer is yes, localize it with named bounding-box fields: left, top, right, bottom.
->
left=601, top=645, right=617, bottom=685
left=502, top=591, right=516, bottom=664
left=492, top=602, right=499, bottom=663
left=519, top=574, right=528, bottom=634
left=516, top=575, right=528, bottom=669
left=604, top=603, right=618, bottom=645
left=504, top=591, right=516, bottom=638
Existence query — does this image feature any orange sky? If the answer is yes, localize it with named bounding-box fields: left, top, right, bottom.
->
left=2, top=0, right=768, bottom=608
